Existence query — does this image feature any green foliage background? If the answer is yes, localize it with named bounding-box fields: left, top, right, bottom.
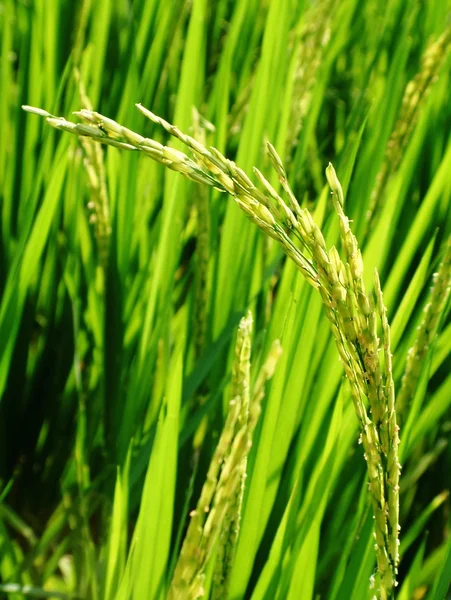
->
left=0, top=0, right=450, bottom=598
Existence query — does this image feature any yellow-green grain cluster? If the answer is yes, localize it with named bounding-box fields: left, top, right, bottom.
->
left=367, top=25, right=451, bottom=228
left=168, top=313, right=281, bottom=599
left=325, top=165, right=400, bottom=597
left=24, top=102, right=401, bottom=599
left=74, top=71, right=111, bottom=270
left=211, top=311, right=252, bottom=600
left=397, top=237, right=451, bottom=419
left=285, top=0, right=335, bottom=160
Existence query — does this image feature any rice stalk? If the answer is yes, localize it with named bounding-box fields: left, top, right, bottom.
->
left=374, top=271, right=400, bottom=576
left=73, top=0, right=92, bottom=68
left=189, top=108, right=213, bottom=451
left=285, top=0, right=335, bottom=162
left=211, top=311, right=252, bottom=600
left=326, top=165, right=400, bottom=598
left=22, top=103, right=400, bottom=599
left=397, top=237, right=451, bottom=420
left=74, top=70, right=111, bottom=270
left=228, top=73, right=255, bottom=138
left=167, top=313, right=281, bottom=599
left=190, top=107, right=213, bottom=361
left=366, top=25, right=451, bottom=231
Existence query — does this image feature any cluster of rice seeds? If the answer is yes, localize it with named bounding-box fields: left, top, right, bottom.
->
left=374, top=271, right=400, bottom=588
left=322, top=165, right=400, bottom=597
left=135, top=105, right=327, bottom=291
left=285, top=0, right=335, bottom=161
left=22, top=105, right=318, bottom=286
left=168, top=313, right=282, bottom=599
left=211, top=310, right=251, bottom=600
left=23, top=102, right=400, bottom=598
left=70, top=70, right=112, bottom=270
left=397, top=237, right=451, bottom=419
left=367, top=24, right=451, bottom=229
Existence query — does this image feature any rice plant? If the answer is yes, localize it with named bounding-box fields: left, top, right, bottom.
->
left=1, top=1, right=451, bottom=599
